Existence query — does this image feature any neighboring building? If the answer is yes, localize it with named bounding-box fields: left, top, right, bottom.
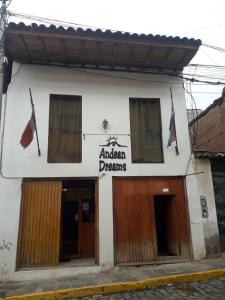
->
left=187, top=108, right=202, bottom=123
left=0, top=22, right=219, bottom=281
left=190, top=87, right=225, bottom=253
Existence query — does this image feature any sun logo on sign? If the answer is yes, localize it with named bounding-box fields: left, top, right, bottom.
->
left=100, top=136, right=127, bottom=147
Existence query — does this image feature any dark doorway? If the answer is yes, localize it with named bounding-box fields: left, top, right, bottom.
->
left=211, top=159, right=225, bottom=252
left=61, top=192, right=79, bottom=258
left=154, top=195, right=180, bottom=256
left=60, top=179, right=96, bottom=262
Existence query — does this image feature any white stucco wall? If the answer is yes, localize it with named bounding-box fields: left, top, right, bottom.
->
left=192, top=158, right=220, bottom=256
left=0, top=63, right=214, bottom=280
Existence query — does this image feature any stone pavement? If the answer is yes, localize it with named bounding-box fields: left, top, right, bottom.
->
left=78, top=277, right=225, bottom=300
left=79, top=277, right=225, bottom=300
left=1, top=255, right=225, bottom=298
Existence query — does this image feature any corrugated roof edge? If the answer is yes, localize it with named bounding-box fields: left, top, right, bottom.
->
left=193, top=150, right=225, bottom=159
left=7, top=22, right=202, bottom=46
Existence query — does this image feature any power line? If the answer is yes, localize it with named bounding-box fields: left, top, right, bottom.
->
left=188, top=64, right=225, bottom=69
left=7, top=10, right=129, bottom=33
left=202, top=43, right=225, bottom=53
left=200, top=48, right=220, bottom=66
left=181, top=22, right=225, bottom=34
left=191, top=91, right=221, bottom=94
left=5, top=10, right=225, bottom=85
left=60, top=65, right=225, bottom=86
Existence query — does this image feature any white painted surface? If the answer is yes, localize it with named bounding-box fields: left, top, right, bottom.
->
left=0, top=63, right=213, bottom=280
left=185, top=157, right=206, bottom=260
left=0, top=178, right=21, bottom=279
left=193, top=158, right=220, bottom=256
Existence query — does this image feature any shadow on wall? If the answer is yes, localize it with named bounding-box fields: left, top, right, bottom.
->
left=204, top=233, right=221, bottom=258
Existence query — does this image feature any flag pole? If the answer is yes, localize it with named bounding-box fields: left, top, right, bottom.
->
left=170, top=85, right=179, bottom=155
left=29, top=88, right=41, bottom=156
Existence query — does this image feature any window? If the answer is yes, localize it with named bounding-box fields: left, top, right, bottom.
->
left=129, top=98, right=163, bottom=163
left=48, top=94, right=82, bottom=163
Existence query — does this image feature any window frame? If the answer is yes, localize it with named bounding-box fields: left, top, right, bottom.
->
left=129, top=97, right=164, bottom=164
left=47, top=94, right=82, bottom=163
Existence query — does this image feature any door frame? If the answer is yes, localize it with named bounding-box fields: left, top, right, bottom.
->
left=112, top=176, right=193, bottom=266
left=16, top=177, right=99, bottom=269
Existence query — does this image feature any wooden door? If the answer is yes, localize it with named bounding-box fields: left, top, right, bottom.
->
left=79, top=189, right=95, bottom=258
left=166, top=196, right=180, bottom=255
left=17, top=180, right=62, bottom=268
left=113, top=179, right=155, bottom=264
left=113, top=177, right=191, bottom=265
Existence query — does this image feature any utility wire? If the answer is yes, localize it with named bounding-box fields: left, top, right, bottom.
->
left=200, top=48, right=220, bottom=66
left=202, top=43, right=225, bottom=53
left=5, top=10, right=225, bottom=86
left=63, top=66, right=225, bottom=86
left=181, top=22, right=225, bottom=34
left=7, top=10, right=129, bottom=33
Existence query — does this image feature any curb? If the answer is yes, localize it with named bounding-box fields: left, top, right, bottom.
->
left=3, top=268, right=225, bottom=300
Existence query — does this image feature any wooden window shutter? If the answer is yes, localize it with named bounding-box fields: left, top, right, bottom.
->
left=48, top=94, right=82, bottom=163
left=130, top=98, right=163, bottom=163
left=17, top=180, right=62, bottom=268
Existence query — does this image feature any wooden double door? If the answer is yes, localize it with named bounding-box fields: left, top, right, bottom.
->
left=17, top=180, right=95, bottom=268
left=113, top=177, right=191, bottom=265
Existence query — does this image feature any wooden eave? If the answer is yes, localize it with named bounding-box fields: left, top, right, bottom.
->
left=6, top=22, right=202, bottom=72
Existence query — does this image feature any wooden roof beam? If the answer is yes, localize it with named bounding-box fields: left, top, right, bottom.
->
left=176, top=48, right=197, bottom=70
left=127, top=45, right=136, bottom=69
left=111, top=43, right=118, bottom=69
left=80, top=40, right=85, bottom=67
left=9, top=31, right=200, bottom=50
left=162, top=47, right=173, bottom=63
left=60, top=39, right=68, bottom=66
left=144, top=46, right=152, bottom=69
left=20, top=34, right=32, bottom=63
left=96, top=41, right=101, bottom=68
left=39, top=36, right=50, bottom=64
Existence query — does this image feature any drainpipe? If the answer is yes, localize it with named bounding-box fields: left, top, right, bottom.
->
left=0, top=0, right=8, bottom=130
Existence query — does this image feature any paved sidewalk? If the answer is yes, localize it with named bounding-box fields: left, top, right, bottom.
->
left=78, top=277, right=225, bottom=300
left=1, top=256, right=225, bottom=298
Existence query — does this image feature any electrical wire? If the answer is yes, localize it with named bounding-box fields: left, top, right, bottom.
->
left=183, top=83, right=201, bottom=176
left=5, top=9, right=225, bottom=87
left=191, top=91, right=221, bottom=94
left=189, top=64, right=225, bottom=69
left=57, top=65, right=225, bottom=86
left=6, top=0, right=12, bottom=9
left=199, top=48, right=220, bottom=66
left=7, top=10, right=129, bottom=33
left=181, top=22, right=225, bottom=34
left=202, top=43, right=225, bottom=54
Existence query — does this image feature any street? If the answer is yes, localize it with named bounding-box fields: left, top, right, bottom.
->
left=74, top=277, right=225, bottom=300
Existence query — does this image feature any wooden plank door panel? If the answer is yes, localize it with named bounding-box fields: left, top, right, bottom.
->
left=166, top=197, right=180, bottom=255
left=113, top=177, right=191, bottom=265
left=79, top=189, right=95, bottom=258
left=18, top=180, right=62, bottom=268
left=113, top=179, right=154, bottom=264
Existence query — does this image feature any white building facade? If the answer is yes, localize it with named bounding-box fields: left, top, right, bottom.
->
left=0, top=23, right=220, bottom=280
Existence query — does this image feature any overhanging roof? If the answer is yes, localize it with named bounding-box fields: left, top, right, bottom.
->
left=6, top=22, right=202, bottom=72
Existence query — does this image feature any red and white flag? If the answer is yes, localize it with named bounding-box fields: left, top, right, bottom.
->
left=20, top=108, right=35, bottom=148
left=19, top=88, right=41, bottom=155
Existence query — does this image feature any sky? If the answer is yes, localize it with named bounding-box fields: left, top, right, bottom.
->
left=6, top=0, right=225, bottom=110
